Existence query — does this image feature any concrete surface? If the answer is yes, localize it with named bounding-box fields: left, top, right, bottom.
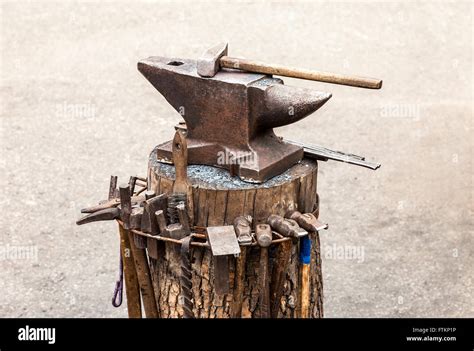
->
left=0, top=1, right=472, bottom=318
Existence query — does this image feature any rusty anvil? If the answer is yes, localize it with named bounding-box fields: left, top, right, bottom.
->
left=138, top=44, right=333, bottom=183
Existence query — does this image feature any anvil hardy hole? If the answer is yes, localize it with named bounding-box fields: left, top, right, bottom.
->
left=167, top=61, right=184, bottom=66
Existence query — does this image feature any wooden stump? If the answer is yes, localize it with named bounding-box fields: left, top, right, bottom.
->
left=147, top=147, right=323, bottom=318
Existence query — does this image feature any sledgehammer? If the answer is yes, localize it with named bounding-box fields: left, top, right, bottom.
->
left=197, top=43, right=382, bottom=89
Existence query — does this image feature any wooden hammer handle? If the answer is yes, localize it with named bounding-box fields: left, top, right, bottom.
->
left=118, top=224, right=142, bottom=318
left=220, top=56, right=382, bottom=89
left=172, top=131, right=189, bottom=194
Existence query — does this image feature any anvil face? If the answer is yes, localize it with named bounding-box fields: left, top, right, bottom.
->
left=138, top=56, right=331, bottom=183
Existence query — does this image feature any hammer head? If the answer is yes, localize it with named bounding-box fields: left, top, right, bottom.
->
left=197, top=42, right=228, bottom=77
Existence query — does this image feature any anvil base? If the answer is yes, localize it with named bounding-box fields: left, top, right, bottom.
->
left=155, top=133, right=303, bottom=183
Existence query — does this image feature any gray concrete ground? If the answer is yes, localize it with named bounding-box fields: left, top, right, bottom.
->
left=0, top=1, right=472, bottom=317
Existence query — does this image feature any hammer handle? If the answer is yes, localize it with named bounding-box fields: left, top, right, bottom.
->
left=270, top=239, right=292, bottom=318
left=299, top=235, right=312, bottom=318
left=118, top=224, right=142, bottom=318
left=300, top=263, right=311, bottom=318
left=220, top=56, right=382, bottom=89
left=172, top=131, right=189, bottom=194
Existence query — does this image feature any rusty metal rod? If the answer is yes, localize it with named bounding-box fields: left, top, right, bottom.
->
left=127, top=226, right=210, bottom=247
left=120, top=221, right=293, bottom=247
left=130, top=226, right=291, bottom=246
left=220, top=56, right=382, bottom=89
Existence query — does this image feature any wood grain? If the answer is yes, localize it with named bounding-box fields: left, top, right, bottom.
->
left=147, top=158, right=323, bottom=318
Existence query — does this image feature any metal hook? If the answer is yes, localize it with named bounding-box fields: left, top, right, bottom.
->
left=111, top=253, right=123, bottom=307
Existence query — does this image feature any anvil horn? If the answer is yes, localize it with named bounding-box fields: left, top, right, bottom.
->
left=258, top=84, right=331, bottom=130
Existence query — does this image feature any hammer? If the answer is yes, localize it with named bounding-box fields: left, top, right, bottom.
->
left=285, top=210, right=328, bottom=318
left=197, top=43, right=382, bottom=89
left=267, top=214, right=308, bottom=238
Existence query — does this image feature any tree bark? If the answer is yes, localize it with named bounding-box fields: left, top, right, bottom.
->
left=147, top=149, right=323, bottom=318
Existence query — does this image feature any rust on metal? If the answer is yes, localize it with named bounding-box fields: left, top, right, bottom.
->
left=138, top=56, right=331, bottom=183
left=285, top=210, right=328, bottom=232
left=267, top=214, right=308, bottom=238
left=76, top=207, right=120, bottom=225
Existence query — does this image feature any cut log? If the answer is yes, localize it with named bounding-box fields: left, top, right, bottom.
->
left=147, top=146, right=323, bottom=318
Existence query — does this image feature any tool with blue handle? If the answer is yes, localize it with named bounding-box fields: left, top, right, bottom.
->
left=286, top=210, right=328, bottom=318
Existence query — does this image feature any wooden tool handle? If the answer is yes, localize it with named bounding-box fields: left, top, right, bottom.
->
left=300, top=264, right=310, bottom=318
left=232, top=247, right=247, bottom=318
left=172, top=131, right=189, bottom=194
left=118, top=224, right=142, bottom=318
left=258, top=247, right=270, bottom=318
left=126, top=229, right=160, bottom=318
left=220, top=56, right=382, bottom=89
left=299, top=235, right=312, bottom=318
left=270, top=239, right=292, bottom=318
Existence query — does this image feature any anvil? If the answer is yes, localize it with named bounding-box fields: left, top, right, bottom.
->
left=138, top=56, right=331, bottom=182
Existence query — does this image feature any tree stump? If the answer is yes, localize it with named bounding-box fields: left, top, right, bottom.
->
left=147, top=146, right=323, bottom=318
